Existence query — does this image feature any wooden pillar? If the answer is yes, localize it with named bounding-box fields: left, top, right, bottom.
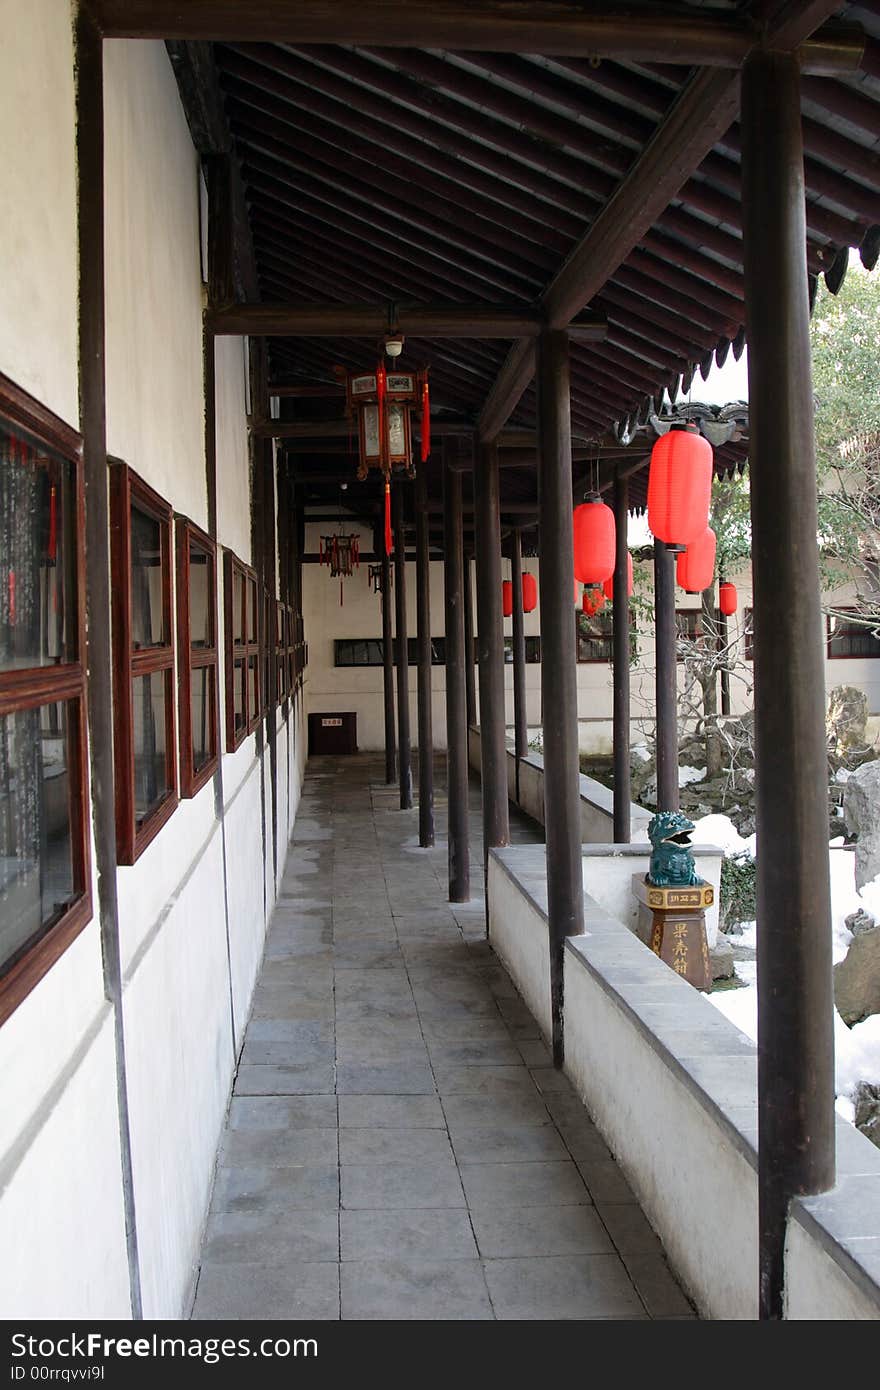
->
left=381, top=546, right=396, bottom=785
left=612, top=474, right=631, bottom=842
left=444, top=455, right=470, bottom=902
left=654, top=539, right=679, bottom=811
left=474, top=440, right=510, bottom=871
left=719, top=610, right=732, bottom=716
left=742, top=49, right=835, bottom=1321
left=463, top=551, right=477, bottom=729
left=510, top=530, right=529, bottom=797
left=537, top=330, right=585, bottom=1065
left=394, top=485, right=413, bottom=810
left=416, top=466, right=434, bottom=846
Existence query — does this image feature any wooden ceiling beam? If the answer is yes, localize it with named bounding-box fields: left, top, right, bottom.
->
left=207, top=302, right=607, bottom=341
left=98, top=2, right=862, bottom=73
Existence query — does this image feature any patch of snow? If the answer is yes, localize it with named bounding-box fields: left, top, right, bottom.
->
left=678, top=765, right=706, bottom=787
left=836, top=1095, right=856, bottom=1125
left=835, top=767, right=852, bottom=784
left=691, top=813, right=750, bottom=856
left=835, top=1012, right=880, bottom=1100
left=631, top=744, right=652, bottom=764
left=829, top=849, right=859, bottom=963
left=829, top=836, right=846, bottom=848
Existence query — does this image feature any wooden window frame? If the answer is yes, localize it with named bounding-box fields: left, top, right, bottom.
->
left=175, top=516, right=219, bottom=798
left=276, top=599, right=291, bottom=706
left=576, top=609, right=637, bottom=664
left=826, top=608, right=880, bottom=660
left=224, top=551, right=260, bottom=750
left=675, top=607, right=726, bottom=662
left=110, top=463, right=178, bottom=864
left=0, top=372, right=92, bottom=1024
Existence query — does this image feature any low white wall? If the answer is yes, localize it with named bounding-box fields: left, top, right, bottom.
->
left=489, top=846, right=880, bottom=1321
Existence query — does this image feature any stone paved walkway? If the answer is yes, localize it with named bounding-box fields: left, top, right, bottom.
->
left=191, top=754, right=694, bottom=1320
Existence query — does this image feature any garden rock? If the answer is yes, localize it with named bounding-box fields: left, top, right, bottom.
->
left=842, top=760, right=880, bottom=889
left=853, top=1082, right=880, bottom=1150
left=710, top=936, right=735, bottom=981
left=827, top=684, right=869, bottom=754
left=833, top=923, right=880, bottom=1024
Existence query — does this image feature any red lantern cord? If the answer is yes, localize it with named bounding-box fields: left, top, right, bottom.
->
left=376, top=360, right=387, bottom=473
left=384, top=482, right=393, bottom=557
left=421, top=378, right=430, bottom=463
left=48, top=485, right=57, bottom=562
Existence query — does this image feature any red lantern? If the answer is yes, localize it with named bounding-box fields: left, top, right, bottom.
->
left=647, top=424, right=713, bottom=546
left=719, top=581, right=737, bottom=616
left=573, top=498, right=616, bottom=585
left=522, top=572, right=537, bottom=613
left=582, top=586, right=605, bottom=617
left=502, top=579, right=513, bottom=618
left=603, top=552, right=634, bottom=602
left=676, top=527, right=717, bottom=595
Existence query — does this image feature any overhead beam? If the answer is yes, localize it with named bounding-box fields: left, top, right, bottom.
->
left=99, top=2, right=861, bottom=71
left=207, top=302, right=607, bottom=340
left=477, top=0, right=854, bottom=440
left=165, top=41, right=258, bottom=302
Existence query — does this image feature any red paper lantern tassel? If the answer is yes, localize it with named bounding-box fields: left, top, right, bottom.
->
left=376, top=361, right=387, bottom=471
left=421, top=377, right=431, bottom=463
left=384, top=482, right=393, bottom=556
left=48, top=485, right=57, bottom=562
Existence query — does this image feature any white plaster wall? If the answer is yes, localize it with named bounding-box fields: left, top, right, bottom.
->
left=215, top=335, right=252, bottom=564
left=104, top=39, right=207, bottom=527
left=121, top=830, right=233, bottom=1319
left=487, top=859, right=552, bottom=1040
left=563, top=948, right=759, bottom=1320
left=0, top=925, right=131, bottom=1317
left=0, top=0, right=78, bottom=427
left=785, top=1216, right=880, bottom=1320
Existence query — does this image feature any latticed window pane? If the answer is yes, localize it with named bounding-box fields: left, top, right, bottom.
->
left=132, top=670, right=171, bottom=825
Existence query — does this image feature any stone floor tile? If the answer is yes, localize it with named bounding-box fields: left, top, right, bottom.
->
left=212, top=1163, right=340, bottom=1214
left=459, top=1159, right=591, bottom=1209
left=341, top=1160, right=465, bottom=1210
left=234, top=1062, right=336, bottom=1096
left=340, top=1259, right=492, bottom=1320
left=193, top=1260, right=340, bottom=1320
left=622, top=1253, right=696, bottom=1317
left=227, top=1095, right=338, bottom=1131
left=442, top=1093, right=551, bottom=1130
left=434, top=1064, right=540, bottom=1097
left=338, top=1094, right=446, bottom=1128
left=426, top=1039, right=523, bottom=1067
left=471, top=1204, right=614, bottom=1259
left=449, top=1124, right=569, bottom=1165
left=597, top=1203, right=664, bottom=1256
left=239, top=1039, right=335, bottom=1067
left=340, top=1210, right=477, bottom=1262
left=202, top=1209, right=339, bottom=1266
left=577, top=1159, right=639, bottom=1204
left=339, top=1127, right=454, bottom=1164
left=336, top=1062, right=436, bottom=1095
left=483, top=1254, right=645, bottom=1320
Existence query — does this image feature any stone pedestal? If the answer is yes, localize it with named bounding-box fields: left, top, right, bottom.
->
left=632, top=877, right=714, bottom=991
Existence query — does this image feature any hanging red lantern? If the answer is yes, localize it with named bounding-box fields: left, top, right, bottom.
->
left=676, top=527, right=717, bottom=595
left=522, top=572, right=537, bottom=613
left=719, top=581, right=738, bottom=616
left=502, top=579, right=513, bottom=619
left=582, top=586, right=605, bottom=617
left=603, top=552, right=633, bottom=602
left=647, top=424, right=713, bottom=546
left=573, top=497, right=616, bottom=584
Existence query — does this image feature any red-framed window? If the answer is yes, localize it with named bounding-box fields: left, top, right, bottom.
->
left=176, top=517, right=219, bottom=798
left=224, top=552, right=260, bottom=750
left=110, top=463, right=178, bottom=864
left=0, top=372, right=92, bottom=1023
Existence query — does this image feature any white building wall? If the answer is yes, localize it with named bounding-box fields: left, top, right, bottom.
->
left=0, top=29, right=307, bottom=1320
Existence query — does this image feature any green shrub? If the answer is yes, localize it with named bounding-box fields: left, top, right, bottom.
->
left=720, top=852, right=757, bottom=933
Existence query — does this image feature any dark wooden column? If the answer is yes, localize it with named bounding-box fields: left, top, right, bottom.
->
left=443, top=455, right=470, bottom=902
left=537, top=330, right=585, bottom=1065
left=394, top=485, right=413, bottom=810
left=510, top=529, right=528, bottom=800
left=463, top=551, right=477, bottom=729
left=612, top=473, right=631, bottom=842
left=381, top=545, right=396, bottom=784
left=474, top=441, right=510, bottom=869
left=416, top=466, right=434, bottom=846
left=719, top=610, right=732, bottom=716
left=654, top=538, right=679, bottom=811
left=742, top=49, right=835, bottom=1321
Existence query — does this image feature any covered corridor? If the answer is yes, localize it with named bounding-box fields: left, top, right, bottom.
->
left=192, top=756, right=693, bottom=1320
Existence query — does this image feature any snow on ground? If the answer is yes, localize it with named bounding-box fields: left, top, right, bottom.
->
left=678, top=765, right=706, bottom=788
left=696, top=813, right=880, bottom=1123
